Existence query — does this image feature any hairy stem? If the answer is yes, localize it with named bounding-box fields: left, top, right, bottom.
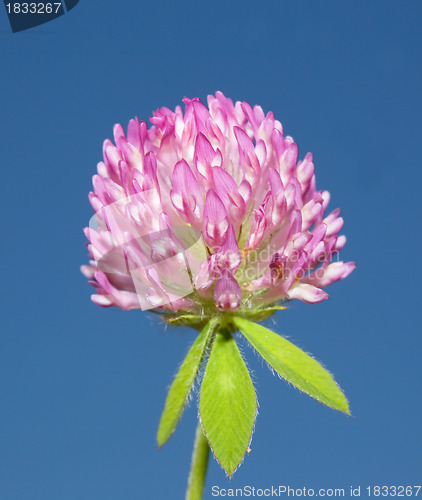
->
left=186, top=421, right=210, bottom=500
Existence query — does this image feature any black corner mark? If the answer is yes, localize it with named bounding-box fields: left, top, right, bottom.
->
left=4, top=1, right=79, bottom=33
left=63, top=0, right=78, bottom=11
left=4, top=1, right=64, bottom=32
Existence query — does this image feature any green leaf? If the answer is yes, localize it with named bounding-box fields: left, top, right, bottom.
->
left=157, top=317, right=219, bottom=447
left=232, top=317, right=350, bottom=414
left=163, top=314, right=205, bottom=327
left=199, top=330, right=256, bottom=477
left=237, top=305, right=287, bottom=322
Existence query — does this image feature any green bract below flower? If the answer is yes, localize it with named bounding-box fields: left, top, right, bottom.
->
left=82, top=92, right=355, bottom=499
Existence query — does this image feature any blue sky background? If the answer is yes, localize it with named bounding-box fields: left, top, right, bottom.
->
left=1, top=1, right=421, bottom=498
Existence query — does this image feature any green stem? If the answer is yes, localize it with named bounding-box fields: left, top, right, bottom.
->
left=186, top=421, right=210, bottom=500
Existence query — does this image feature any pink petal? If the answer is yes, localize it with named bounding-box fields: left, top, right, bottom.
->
left=297, top=153, right=314, bottom=193
left=287, top=283, right=329, bottom=303
left=127, top=117, right=142, bottom=151
left=302, top=261, right=356, bottom=288
left=94, top=270, right=141, bottom=310
left=268, top=168, right=287, bottom=226
left=170, top=160, right=202, bottom=224
left=214, top=270, right=242, bottom=311
left=203, top=189, right=229, bottom=250
left=216, top=224, right=241, bottom=273
left=245, top=204, right=267, bottom=250
left=212, top=167, right=246, bottom=222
